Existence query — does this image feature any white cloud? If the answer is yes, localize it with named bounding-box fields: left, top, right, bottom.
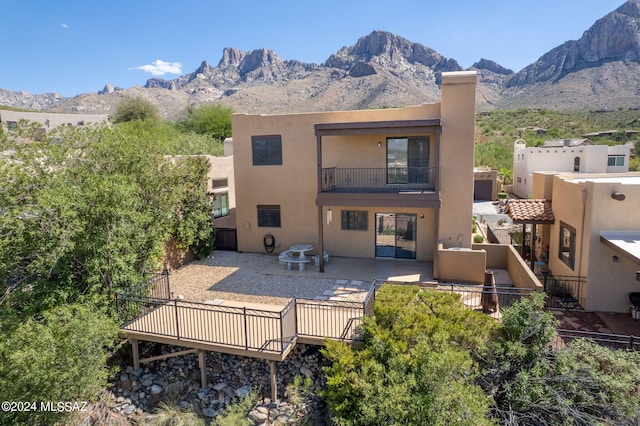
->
left=60, top=23, right=69, bottom=29
left=129, top=59, right=182, bottom=76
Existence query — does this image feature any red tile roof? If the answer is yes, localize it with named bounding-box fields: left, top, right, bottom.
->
left=505, top=199, right=555, bottom=224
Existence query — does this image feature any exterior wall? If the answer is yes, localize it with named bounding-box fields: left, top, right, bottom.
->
left=322, top=206, right=435, bottom=260
left=231, top=71, right=477, bottom=262
left=582, top=177, right=640, bottom=312
left=232, top=105, right=441, bottom=256
left=438, top=71, right=476, bottom=248
left=472, top=243, right=543, bottom=290
left=606, top=144, right=630, bottom=173
left=544, top=173, right=640, bottom=313
left=0, top=109, right=108, bottom=132
left=438, top=244, right=486, bottom=284
left=513, top=141, right=630, bottom=199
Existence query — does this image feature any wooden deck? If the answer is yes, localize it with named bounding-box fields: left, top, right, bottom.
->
left=118, top=290, right=374, bottom=362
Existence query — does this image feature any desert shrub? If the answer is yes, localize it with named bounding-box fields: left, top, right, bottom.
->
left=322, top=285, right=497, bottom=425
left=0, top=303, right=118, bottom=426
left=482, top=293, right=640, bottom=425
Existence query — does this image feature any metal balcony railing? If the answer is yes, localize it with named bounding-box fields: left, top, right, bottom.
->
left=321, top=167, right=436, bottom=192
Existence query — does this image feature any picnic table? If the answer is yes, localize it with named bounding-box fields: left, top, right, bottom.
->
left=278, top=244, right=314, bottom=271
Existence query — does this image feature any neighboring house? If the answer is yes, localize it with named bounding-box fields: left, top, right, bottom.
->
left=473, top=167, right=499, bottom=201
left=231, top=71, right=478, bottom=277
left=0, top=109, right=109, bottom=134
left=531, top=171, right=640, bottom=313
left=171, top=140, right=237, bottom=250
left=513, top=138, right=630, bottom=199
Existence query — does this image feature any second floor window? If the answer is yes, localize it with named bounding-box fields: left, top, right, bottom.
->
left=387, top=137, right=430, bottom=184
left=252, top=135, right=282, bottom=165
left=607, top=155, right=625, bottom=167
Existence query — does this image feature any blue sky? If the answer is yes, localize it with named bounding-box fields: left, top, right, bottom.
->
left=0, top=0, right=625, bottom=97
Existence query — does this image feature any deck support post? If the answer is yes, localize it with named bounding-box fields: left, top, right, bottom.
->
left=131, top=339, right=140, bottom=371
left=269, top=360, right=277, bottom=402
left=198, top=350, right=207, bottom=388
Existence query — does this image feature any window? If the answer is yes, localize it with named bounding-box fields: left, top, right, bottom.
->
left=387, top=137, right=430, bottom=184
left=573, top=156, right=580, bottom=172
left=607, top=155, right=625, bottom=167
left=213, top=193, right=229, bottom=218
left=559, top=222, right=576, bottom=270
left=252, top=135, right=282, bottom=165
left=212, top=178, right=228, bottom=189
left=257, top=205, right=281, bottom=227
left=341, top=210, right=368, bottom=231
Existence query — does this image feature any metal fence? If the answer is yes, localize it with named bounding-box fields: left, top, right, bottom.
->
left=296, top=280, right=377, bottom=342
left=550, top=329, right=640, bottom=351
left=433, top=283, right=535, bottom=319
left=538, top=273, right=586, bottom=310
left=117, top=279, right=377, bottom=354
left=321, top=167, right=436, bottom=192
left=117, top=295, right=297, bottom=355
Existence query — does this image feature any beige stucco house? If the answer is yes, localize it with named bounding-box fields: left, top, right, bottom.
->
left=231, top=71, right=479, bottom=278
left=532, top=171, right=640, bottom=313
left=0, top=109, right=109, bottom=133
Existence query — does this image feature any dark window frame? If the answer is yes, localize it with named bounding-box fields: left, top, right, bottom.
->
left=386, top=136, right=430, bottom=184
left=559, top=222, right=576, bottom=270
left=252, top=135, right=282, bottom=166
left=607, top=155, right=625, bottom=167
left=257, top=205, right=281, bottom=227
left=341, top=210, right=368, bottom=231
left=213, top=192, right=229, bottom=218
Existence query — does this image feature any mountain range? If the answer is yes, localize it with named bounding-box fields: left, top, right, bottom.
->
left=2, top=0, right=640, bottom=117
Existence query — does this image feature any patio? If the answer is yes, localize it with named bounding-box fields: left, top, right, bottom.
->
left=166, top=251, right=437, bottom=305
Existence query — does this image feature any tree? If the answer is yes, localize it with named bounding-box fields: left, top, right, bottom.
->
left=170, top=156, right=216, bottom=258
left=0, top=123, right=214, bottom=312
left=177, top=103, right=233, bottom=140
left=322, top=285, right=497, bottom=425
left=482, top=293, right=640, bottom=425
left=113, top=96, right=160, bottom=124
left=0, top=302, right=118, bottom=426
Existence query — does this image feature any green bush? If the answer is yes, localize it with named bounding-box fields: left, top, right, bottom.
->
left=474, top=234, right=484, bottom=243
left=481, top=293, right=640, bottom=424
left=0, top=303, right=118, bottom=426
left=322, top=285, right=497, bottom=425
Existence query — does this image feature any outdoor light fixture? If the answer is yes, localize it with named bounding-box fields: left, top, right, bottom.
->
left=377, top=141, right=382, bottom=147
left=611, top=192, right=626, bottom=201
left=613, top=255, right=619, bottom=262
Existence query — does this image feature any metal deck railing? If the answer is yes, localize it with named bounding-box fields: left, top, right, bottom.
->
left=116, top=278, right=378, bottom=356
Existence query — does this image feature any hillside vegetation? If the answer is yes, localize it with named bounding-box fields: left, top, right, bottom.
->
left=475, top=108, right=640, bottom=172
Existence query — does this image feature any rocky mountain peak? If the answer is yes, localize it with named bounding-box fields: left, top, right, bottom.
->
left=471, top=59, right=513, bottom=75
left=618, top=0, right=640, bottom=18
left=508, top=0, right=640, bottom=87
left=238, top=48, right=284, bottom=77
left=325, top=30, right=462, bottom=74
left=218, top=48, right=246, bottom=68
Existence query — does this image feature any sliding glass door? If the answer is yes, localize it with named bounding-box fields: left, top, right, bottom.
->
left=387, top=137, right=430, bottom=184
left=375, top=213, right=416, bottom=259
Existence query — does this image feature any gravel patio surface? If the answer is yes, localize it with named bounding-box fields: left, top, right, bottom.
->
left=167, top=251, right=370, bottom=306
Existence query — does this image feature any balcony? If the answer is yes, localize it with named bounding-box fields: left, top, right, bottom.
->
left=321, top=167, right=437, bottom=193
